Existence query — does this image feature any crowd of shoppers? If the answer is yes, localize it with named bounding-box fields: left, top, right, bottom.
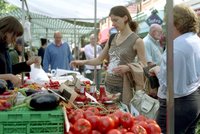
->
left=1, top=3, right=200, bottom=134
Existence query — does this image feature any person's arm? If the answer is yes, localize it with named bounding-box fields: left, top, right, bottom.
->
left=70, top=42, right=109, bottom=67
left=12, top=56, right=41, bottom=74
left=66, top=43, right=73, bottom=70
left=12, top=62, right=30, bottom=74
left=67, top=44, right=73, bottom=63
left=134, top=38, right=147, bottom=67
left=0, top=74, right=21, bottom=87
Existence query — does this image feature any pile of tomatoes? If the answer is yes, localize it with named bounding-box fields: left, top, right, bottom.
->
left=65, top=106, right=161, bottom=134
left=44, top=80, right=60, bottom=89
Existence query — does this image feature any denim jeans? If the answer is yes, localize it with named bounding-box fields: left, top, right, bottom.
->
left=156, top=88, right=200, bottom=134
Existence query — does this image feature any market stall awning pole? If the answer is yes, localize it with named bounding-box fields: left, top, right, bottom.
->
left=21, top=0, right=25, bottom=84
left=46, top=28, right=48, bottom=44
left=93, top=0, right=97, bottom=88
left=166, top=0, right=174, bottom=133
left=73, top=18, right=77, bottom=48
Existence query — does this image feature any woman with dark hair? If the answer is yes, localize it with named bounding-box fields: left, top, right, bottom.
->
left=0, top=16, right=40, bottom=89
left=71, top=6, right=146, bottom=103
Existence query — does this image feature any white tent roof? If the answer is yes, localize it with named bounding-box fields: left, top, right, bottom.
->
left=5, top=0, right=132, bottom=21
left=3, top=0, right=133, bottom=47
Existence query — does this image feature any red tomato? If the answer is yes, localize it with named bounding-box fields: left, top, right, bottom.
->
left=86, top=107, right=100, bottom=115
left=84, top=110, right=95, bottom=119
left=86, top=115, right=100, bottom=130
left=107, top=129, right=121, bottom=134
left=67, top=111, right=75, bottom=122
left=148, top=123, right=161, bottom=134
left=146, top=119, right=157, bottom=124
left=74, top=109, right=84, bottom=114
left=130, top=124, right=147, bottom=134
left=125, top=132, right=134, bottom=134
left=98, top=116, right=115, bottom=133
left=118, top=127, right=128, bottom=134
left=91, top=130, right=101, bottom=134
left=71, top=111, right=84, bottom=124
left=120, top=112, right=134, bottom=129
left=113, top=110, right=124, bottom=119
left=135, top=115, right=146, bottom=122
left=75, top=95, right=87, bottom=102
left=108, top=114, right=120, bottom=128
left=137, top=121, right=151, bottom=134
left=69, top=123, right=75, bottom=132
left=73, top=118, right=92, bottom=134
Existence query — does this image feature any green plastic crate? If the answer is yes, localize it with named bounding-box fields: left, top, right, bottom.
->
left=0, top=107, right=64, bottom=134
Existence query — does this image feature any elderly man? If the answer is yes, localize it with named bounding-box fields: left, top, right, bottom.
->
left=43, top=31, right=73, bottom=72
left=143, top=23, right=163, bottom=66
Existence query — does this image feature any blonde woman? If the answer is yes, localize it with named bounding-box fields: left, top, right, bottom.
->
left=150, top=4, right=200, bottom=134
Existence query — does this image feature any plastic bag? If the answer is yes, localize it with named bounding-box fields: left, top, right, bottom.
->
left=30, top=64, right=49, bottom=85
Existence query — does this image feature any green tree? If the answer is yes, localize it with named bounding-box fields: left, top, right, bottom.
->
left=0, top=1, right=17, bottom=14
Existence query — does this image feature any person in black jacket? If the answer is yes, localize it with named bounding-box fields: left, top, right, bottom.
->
left=0, top=16, right=40, bottom=89
left=38, top=38, right=47, bottom=66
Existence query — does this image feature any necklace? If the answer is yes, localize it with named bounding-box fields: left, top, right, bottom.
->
left=116, top=32, right=133, bottom=46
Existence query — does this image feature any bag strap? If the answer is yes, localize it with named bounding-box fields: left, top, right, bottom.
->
left=108, top=33, right=116, bottom=49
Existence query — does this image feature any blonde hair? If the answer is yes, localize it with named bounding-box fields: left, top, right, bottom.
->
left=173, top=4, right=199, bottom=34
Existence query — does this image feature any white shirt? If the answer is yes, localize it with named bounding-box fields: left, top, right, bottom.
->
left=143, top=34, right=163, bottom=65
left=158, top=32, right=200, bottom=99
left=84, top=44, right=102, bottom=70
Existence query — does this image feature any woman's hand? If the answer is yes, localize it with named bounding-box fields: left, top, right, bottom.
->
left=7, top=74, right=22, bottom=87
left=70, top=60, right=85, bottom=68
left=112, top=65, right=130, bottom=76
left=26, top=56, right=41, bottom=66
left=149, top=66, right=160, bottom=76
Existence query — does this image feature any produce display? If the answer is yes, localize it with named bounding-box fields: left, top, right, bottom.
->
left=63, top=80, right=161, bottom=134
left=0, top=73, right=161, bottom=134
left=0, top=90, right=17, bottom=111
left=0, top=79, right=17, bottom=111
left=65, top=106, right=161, bottom=134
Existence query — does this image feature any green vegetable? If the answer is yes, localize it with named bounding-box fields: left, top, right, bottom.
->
left=19, top=88, right=40, bottom=97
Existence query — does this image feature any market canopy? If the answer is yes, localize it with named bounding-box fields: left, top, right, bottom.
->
left=3, top=0, right=132, bottom=47
left=0, top=8, right=94, bottom=46
left=5, top=0, right=132, bottom=22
